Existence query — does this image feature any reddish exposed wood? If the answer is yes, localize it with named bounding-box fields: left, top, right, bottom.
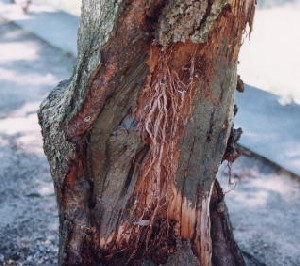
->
left=64, top=0, right=167, bottom=140
left=59, top=138, right=94, bottom=264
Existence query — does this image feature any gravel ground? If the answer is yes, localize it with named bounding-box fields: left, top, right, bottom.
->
left=220, top=155, right=300, bottom=266
left=0, top=17, right=75, bottom=265
left=0, top=15, right=299, bottom=266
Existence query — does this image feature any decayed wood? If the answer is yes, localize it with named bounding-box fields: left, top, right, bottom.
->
left=38, top=0, right=255, bottom=265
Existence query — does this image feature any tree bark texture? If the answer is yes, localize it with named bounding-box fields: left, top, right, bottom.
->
left=38, top=0, right=255, bottom=265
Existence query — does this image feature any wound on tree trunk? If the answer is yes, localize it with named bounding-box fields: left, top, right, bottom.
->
left=38, top=0, right=255, bottom=265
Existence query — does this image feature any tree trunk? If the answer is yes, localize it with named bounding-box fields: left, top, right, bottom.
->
left=38, top=0, right=255, bottom=265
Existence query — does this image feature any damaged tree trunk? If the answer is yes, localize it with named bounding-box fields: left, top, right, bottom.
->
left=38, top=0, right=255, bottom=265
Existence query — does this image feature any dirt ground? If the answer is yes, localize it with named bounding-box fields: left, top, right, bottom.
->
left=0, top=18, right=299, bottom=266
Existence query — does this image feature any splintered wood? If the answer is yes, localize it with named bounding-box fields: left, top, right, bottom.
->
left=134, top=42, right=200, bottom=252
left=135, top=43, right=198, bottom=217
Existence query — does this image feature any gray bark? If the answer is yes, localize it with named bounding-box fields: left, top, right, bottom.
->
left=38, top=0, right=255, bottom=265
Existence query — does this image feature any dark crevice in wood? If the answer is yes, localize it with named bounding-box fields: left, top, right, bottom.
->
left=222, top=126, right=243, bottom=163
left=121, top=144, right=150, bottom=197
left=145, top=0, right=167, bottom=37
left=198, top=0, right=214, bottom=32
left=206, top=110, right=215, bottom=142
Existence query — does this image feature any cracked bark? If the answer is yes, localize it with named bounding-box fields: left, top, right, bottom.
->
left=38, top=0, right=255, bottom=265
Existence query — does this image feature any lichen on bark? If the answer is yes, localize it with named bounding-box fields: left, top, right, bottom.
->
left=38, top=79, right=75, bottom=188
left=157, top=0, right=230, bottom=46
left=63, top=0, right=123, bottom=122
left=38, top=0, right=123, bottom=191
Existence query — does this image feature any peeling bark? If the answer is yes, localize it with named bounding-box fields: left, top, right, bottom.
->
left=38, top=0, right=255, bottom=265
